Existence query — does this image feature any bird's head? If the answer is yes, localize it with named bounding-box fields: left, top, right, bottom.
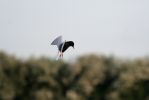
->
left=69, top=41, right=74, bottom=49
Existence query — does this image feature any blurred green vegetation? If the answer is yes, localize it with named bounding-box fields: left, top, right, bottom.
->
left=0, top=51, right=149, bottom=100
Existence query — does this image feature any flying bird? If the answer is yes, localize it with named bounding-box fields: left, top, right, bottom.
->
left=51, top=36, right=74, bottom=60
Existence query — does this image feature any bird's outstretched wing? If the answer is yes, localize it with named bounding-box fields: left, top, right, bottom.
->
left=51, top=36, right=62, bottom=47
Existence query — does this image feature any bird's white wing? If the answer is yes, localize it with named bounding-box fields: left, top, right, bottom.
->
left=51, top=36, right=63, bottom=46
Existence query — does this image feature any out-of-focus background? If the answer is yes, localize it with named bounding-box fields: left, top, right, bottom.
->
left=0, top=0, right=149, bottom=100
left=0, top=0, right=149, bottom=59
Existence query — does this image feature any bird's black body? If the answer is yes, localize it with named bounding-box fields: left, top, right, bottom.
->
left=58, top=41, right=74, bottom=53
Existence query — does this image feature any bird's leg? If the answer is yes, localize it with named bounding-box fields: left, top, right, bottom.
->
left=62, top=53, right=63, bottom=58
left=59, top=52, right=62, bottom=59
left=57, top=51, right=60, bottom=57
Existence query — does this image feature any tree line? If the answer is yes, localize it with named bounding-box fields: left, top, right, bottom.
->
left=0, top=51, right=149, bottom=100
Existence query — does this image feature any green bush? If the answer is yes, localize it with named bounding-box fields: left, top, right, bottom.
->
left=0, top=51, right=149, bottom=100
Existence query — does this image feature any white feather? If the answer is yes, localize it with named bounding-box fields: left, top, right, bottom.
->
left=51, top=36, right=62, bottom=47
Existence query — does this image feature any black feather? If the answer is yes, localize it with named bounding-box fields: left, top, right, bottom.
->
left=58, top=41, right=74, bottom=53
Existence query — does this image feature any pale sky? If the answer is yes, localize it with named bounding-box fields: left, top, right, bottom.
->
left=0, top=0, right=149, bottom=59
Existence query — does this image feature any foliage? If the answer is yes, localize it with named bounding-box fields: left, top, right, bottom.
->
left=0, top=51, right=149, bottom=100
